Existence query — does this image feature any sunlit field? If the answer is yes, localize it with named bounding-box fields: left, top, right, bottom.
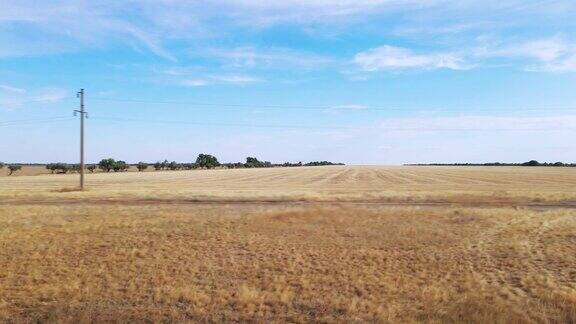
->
left=1, top=166, right=575, bottom=322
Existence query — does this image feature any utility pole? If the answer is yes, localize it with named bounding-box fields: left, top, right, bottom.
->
left=75, top=89, right=87, bottom=189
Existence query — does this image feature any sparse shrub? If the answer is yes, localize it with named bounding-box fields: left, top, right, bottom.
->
left=87, top=164, right=97, bottom=173
left=154, top=161, right=162, bottom=171
left=0, top=162, right=4, bottom=169
left=70, top=164, right=81, bottom=173
left=182, top=163, right=196, bottom=170
left=168, top=161, right=181, bottom=170
left=46, top=163, right=57, bottom=173
left=46, top=163, right=70, bottom=174
left=113, top=160, right=129, bottom=172
left=8, top=165, right=22, bottom=175
left=137, top=162, right=148, bottom=172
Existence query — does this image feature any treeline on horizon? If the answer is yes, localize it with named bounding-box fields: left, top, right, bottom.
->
left=406, top=160, right=576, bottom=167
left=1, top=154, right=343, bottom=175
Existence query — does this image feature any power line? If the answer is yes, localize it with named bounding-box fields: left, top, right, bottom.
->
left=90, top=116, right=576, bottom=132
left=91, top=97, right=576, bottom=113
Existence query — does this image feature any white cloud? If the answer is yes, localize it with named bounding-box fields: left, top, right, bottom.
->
left=353, top=37, right=576, bottom=73
left=200, top=46, right=333, bottom=69
left=182, top=79, right=209, bottom=87
left=33, top=88, right=69, bottom=103
left=0, top=87, right=68, bottom=109
left=354, top=45, right=467, bottom=71
left=181, top=74, right=262, bottom=87
left=472, top=36, right=576, bottom=72
left=0, top=84, right=26, bottom=93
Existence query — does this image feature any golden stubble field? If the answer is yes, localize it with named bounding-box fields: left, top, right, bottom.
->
left=1, top=166, right=575, bottom=322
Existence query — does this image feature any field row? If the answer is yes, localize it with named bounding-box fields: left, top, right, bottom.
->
left=1, top=166, right=575, bottom=203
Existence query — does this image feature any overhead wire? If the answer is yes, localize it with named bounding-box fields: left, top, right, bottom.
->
left=90, top=97, right=576, bottom=113
left=90, top=116, right=576, bottom=132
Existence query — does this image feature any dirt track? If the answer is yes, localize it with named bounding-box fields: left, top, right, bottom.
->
left=3, top=197, right=576, bottom=210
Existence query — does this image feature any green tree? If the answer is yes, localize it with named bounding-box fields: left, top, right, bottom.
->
left=46, top=163, right=57, bottom=173
left=168, top=161, right=181, bottom=170
left=196, top=154, right=220, bottom=169
left=8, top=165, right=22, bottom=175
left=87, top=164, right=97, bottom=173
left=113, top=160, right=129, bottom=172
left=137, top=162, right=148, bottom=172
left=70, top=164, right=81, bottom=173
left=522, top=160, right=540, bottom=166
left=99, top=158, right=116, bottom=172
left=46, top=163, right=69, bottom=174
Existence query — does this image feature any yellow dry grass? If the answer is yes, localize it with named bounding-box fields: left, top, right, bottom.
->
left=0, top=166, right=575, bottom=322
left=1, top=165, right=576, bottom=204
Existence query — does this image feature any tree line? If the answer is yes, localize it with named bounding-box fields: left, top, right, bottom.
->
left=1, top=154, right=343, bottom=175
left=406, top=160, right=576, bottom=167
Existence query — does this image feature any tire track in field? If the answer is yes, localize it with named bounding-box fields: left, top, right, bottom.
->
left=3, top=197, right=576, bottom=210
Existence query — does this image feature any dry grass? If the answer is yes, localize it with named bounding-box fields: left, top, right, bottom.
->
left=1, top=165, right=576, bottom=204
left=0, top=166, right=575, bottom=322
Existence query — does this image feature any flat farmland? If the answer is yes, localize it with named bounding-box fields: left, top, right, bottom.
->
left=2, top=165, right=576, bottom=204
left=1, top=166, right=575, bottom=322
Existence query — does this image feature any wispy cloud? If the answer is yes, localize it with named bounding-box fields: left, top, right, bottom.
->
left=353, top=37, right=576, bottom=73
left=199, top=46, right=334, bottom=69
left=473, top=36, right=576, bottom=72
left=0, top=87, right=68, bottom=109
left=181, top=74, right=262, bottom=87
left=330, top=104, right=369, bottom=110
left=0, top=84, right=26, bottom=93
left=354, top=45, right=468, bottom=71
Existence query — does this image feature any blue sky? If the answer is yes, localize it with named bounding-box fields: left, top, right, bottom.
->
left=1, top=0, right=576, bottom=164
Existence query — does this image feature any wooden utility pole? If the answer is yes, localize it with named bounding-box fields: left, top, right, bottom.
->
left=75, top=89, right=87, bottom=189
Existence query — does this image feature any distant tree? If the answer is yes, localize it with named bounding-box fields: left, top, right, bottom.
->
left=46, top=163, right=57, bottom=173
left=245, top=157, right=259, bottom=168
left=161, top=159, right=169, bottom=170
left=46, top=163, right=70, bottom=174
left=553, top=162, right=564, bottom=167
left=70, top=164, right=81, bottom=173
left=8, top=165, right=22, bottom=175
left=182, top=163, right=196, bottom=170
left=87, top=164, right=97, bottom=173
left=245, top=157, right=273, bottom=168
left=59, top=164, right=70, bottom=173
left=522, top=160, right=540, bottom=166
left=168, top=161, right=181, bottom=170
left=196, top=154, right=220, bottom=169
left=153, top=161, right=162, bottom=171
left=99, top=158, right=116, bottom=172
left=137, top=162, right=148, bottom=172
left=0, top=162, right=4, bottom=169
left=113, top=160, right=129, bottom=172
left=304, top=161, right=344, bottom=166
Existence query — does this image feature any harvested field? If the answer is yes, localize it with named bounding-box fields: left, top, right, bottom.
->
left=1, top=166, right=576, bottom=204
left=0, top=166, right=575, bottom=322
